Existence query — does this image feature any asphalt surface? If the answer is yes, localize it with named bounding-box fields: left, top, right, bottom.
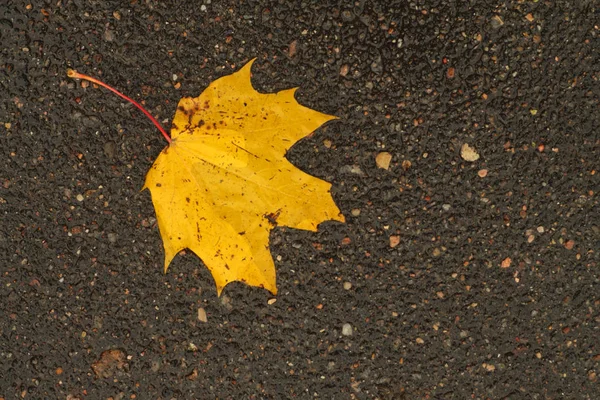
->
left=1, top=1, right=599, bottom=399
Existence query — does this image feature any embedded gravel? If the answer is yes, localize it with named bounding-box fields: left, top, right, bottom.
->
left=1, top=1, right=599, bottom=398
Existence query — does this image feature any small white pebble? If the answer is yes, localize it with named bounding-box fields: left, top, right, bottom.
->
left=343, top=282, right=352, bottom=290
left=76, top=194, right=84, bottom=202
left=342, top=323, right=353, bottom=336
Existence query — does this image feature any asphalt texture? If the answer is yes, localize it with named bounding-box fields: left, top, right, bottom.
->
left=1, top=1, right=599, bottom=399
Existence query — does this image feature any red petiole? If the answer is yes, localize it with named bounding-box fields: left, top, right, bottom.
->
left=67, top=69, right=172, bottom=144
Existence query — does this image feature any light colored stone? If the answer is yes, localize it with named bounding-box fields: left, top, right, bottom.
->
left=342, top=323, right=353, bottom=336
left=483, top=363, right=496, bottom=372
left=197, top=308, right=207, bottom=323
left=461, top=143, right=480, bottom=162
left=376, top=152, right=392, bottom=170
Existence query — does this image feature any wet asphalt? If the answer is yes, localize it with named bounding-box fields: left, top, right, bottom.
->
left=1, top=1, right=599, bottom=399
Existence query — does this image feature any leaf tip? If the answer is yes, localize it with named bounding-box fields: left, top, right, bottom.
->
left=163, top=253, right=176, bottom=275
left=240, top=58, right=257, bottom=77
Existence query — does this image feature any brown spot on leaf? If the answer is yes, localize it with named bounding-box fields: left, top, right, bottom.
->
left=178, top=105, right=192, bottom=116
left=155, top=183, right=162, bottom=187
left=265, top=210, right=281, bottom=225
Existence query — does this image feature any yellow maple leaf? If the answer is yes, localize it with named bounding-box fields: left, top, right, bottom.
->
left=68, top=60, right=344, bottom=295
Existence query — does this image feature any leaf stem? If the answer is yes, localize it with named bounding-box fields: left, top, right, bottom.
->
left=67, top=69, right=172, bottom=144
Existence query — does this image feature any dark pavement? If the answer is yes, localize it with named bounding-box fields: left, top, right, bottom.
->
left=1, top=1, right=599, bottom=398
